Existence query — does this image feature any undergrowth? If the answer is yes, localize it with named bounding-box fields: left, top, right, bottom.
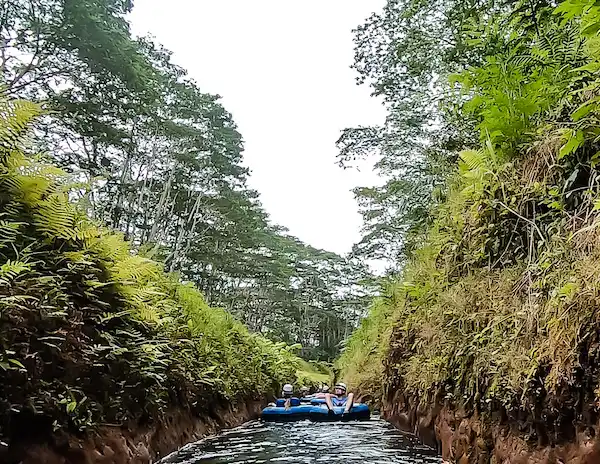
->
left=335, top=284, right=396, bottom=397
left=296, top=359, right=332, bottom=388
left=339, top=0, right=600, bottom=422
left=0, top=98, right=301, bottom=445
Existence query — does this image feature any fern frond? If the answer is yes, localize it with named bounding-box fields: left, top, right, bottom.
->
left=459, top=149, right=487, bottom=172
left=0, top=220, right=23, bottom=247
left=0, top=259, right=32, bottom=283
left=89, top=233, right=131, bottom=261
left=0, top=99, right=41, bottom=156
left=33, top=195, right=79, bottom=240
left=139, top=305, right=162, bottom=323
left=111, top=256, right=162, bottom=283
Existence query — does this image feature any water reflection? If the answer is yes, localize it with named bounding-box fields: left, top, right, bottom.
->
left=160, top=417, right=440, bottom=464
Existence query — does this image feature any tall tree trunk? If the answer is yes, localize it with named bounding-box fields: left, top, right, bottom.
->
left=147, top=167, right=174, bottom=244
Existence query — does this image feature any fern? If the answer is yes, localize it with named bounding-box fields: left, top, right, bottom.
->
left=0, top=260, right=32, bottom=285
left=111, top=255, right=162, bottom=283
left=0, top=219, right=22, bottom=249
left=459, top=149, right=487, bottom=172
left=0, top=94, right=306, bottom=440
left=89, top=233, right=131, bottom=261
left=33, top=196, right=79, bottom=240
left=0, top=99, right=41, bottom=157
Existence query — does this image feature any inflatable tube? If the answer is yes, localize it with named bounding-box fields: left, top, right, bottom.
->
left=260, top=404, right=313, bottom=422
left=275, top=397, right=300, bottom=407
left=309, top=398, right=326, bottom=405
left=308, top=404, right=370, bottom=422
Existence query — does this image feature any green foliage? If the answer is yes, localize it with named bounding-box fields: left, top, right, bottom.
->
left=341, top=0, right=600, bottom=428
left=0, top=99, right=303, bottom=445
left=0, top=0, right=373, bottom=361
left=336, top=283, right=397, bottom=397
left=295, top=359, right=332, bottom=389
left=337, top=0, right=493, bottom=267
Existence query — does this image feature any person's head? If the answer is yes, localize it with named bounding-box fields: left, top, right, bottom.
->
left=321, top=384, right=329, bottom=393
left=334, top=383, right=347, bottom=396
left=300, top=386, right=309, bottom=396
left=282, top=383, right=294, bottom=398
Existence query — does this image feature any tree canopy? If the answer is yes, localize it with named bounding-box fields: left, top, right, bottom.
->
left=1, top=0, right=374, bottom=361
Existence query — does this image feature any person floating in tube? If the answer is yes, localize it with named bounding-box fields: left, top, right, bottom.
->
left=278, top=383, right=300, bottom=410
left=312, top=384, right=329, bottom=398
left=325, top=382, right=354, bottom=415
left=301, top=384, right=328, bottom=400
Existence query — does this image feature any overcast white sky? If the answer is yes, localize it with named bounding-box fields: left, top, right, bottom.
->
left=129, top=0, right=386, bottom=255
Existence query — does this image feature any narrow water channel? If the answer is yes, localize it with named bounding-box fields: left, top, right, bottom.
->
left=160, top=417, right=440, bottom=464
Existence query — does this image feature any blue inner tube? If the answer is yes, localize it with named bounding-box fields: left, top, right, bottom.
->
left=260, top=404, right=313, bottom=422
left=308, top=404, right=370, bottom=422
left=309, top=398, right=326, bottom=405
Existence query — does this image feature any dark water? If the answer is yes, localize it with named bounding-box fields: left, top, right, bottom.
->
left=159, top=417, right=440, bottom=464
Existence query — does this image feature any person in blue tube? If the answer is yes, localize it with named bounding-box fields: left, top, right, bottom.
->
left=324, top=382, right=354, bottom=415
left=276, top=383, right=301, bottom=410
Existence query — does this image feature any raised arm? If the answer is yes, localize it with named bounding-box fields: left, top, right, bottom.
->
left=325, top=392, right=335, bottom=411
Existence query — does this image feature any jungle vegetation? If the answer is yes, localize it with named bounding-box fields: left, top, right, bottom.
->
left=0, top=0, right=358, bottom=447
left=0, top=0, right=375, bottom=363
left=337, top=0, right=600, bottom=433
left=0, top=97, right=310, bottom=445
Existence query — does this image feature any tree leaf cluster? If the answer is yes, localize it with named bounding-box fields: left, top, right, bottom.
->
left=340, top=0, right=600, bottom=440
left=0, top=99, right=307, bottom=447
left=1, top=0, right=375, bottom=360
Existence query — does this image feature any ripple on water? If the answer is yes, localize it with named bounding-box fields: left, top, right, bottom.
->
left=159, top=418, right=440, bottom=464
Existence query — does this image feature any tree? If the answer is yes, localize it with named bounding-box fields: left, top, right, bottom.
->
left=2, top=0, right=375, bottom=360
left=339, top=0, right=516, bottom=268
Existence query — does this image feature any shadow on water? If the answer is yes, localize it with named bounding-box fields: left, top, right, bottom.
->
left=159, top=416, right=440, bottom=464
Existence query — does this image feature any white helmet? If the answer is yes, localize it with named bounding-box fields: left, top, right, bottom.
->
left=321, top=384, right=330, bottom=392
left=335, top=382, right=347, bottom=393
left=282, top=384, right=293, bottom=394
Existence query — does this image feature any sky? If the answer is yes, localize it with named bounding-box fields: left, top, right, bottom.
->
left=129, top=0, right=386, bottom=256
